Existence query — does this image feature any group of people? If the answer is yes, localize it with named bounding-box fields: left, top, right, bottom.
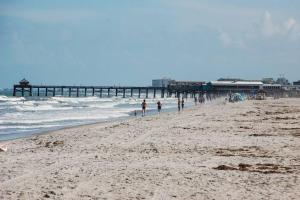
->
left=140, top=99, right=162, bottom=117
left=138, top=93, right=221, bottom=117
left=139, top=97, right=185, bottom=117
left=193, top=94, right=217, bottom=105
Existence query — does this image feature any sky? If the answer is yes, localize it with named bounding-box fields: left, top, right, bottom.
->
left=0, top=0, right=300, bottom=88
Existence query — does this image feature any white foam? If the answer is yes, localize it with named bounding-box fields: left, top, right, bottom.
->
left=0, top=95, right=188, bottom=139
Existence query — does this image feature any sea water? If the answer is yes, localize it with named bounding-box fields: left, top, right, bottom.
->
left=0, top=89, right=193, bottom=141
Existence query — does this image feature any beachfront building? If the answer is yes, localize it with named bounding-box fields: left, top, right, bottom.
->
left=280, top=84, right=300, bottom=97
left=262, top=84, right=283, bottom=96
left=293, top=80, right=300, bottom=86
left=262, top=84, right=282, bottom=90
left=208, top=81, right=263, bottom=93
left=292, top=81, right=300, bottom=92
left=218, top=78, right=262, bottom=82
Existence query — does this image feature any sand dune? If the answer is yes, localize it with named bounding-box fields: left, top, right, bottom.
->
left=0, top=98, right=299, bottom=200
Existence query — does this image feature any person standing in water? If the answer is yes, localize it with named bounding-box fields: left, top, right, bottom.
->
left=141, top=99, right=147, bottom=116
left=181, top=97, right=185, bottom=110
left=157, top=101, right=162, bottom=114
left=177, top=98, right=181, bottom=112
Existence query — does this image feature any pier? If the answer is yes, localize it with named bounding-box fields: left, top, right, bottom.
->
left=13, top=79, right=202, bottom=98
left=13, top=79, right=285, bottom=98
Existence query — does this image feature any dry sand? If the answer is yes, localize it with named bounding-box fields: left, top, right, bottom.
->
left=0, top=98, right=300, bottom=200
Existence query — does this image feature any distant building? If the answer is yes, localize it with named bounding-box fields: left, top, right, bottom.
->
left=293, top=80, right=300, bottom=85
left=276, top=77, right=289, bottom=85
left=291, top=80, right=300, bottom=92
left=208, top=80, right=263, bottom=92
left=167, top=80, right=205, bottom=94
left=262, top=84, right=281, bottom=89
left=218, top=78, right=260, bottom=82
left=218, top=78, right=244, bottom=82
left=152, top=78, right=173, bottom=88
left=262, top=78, right=275, bottom=84
left=152, top=78, right=205, bottom=88
left=167, top=80, right=204, bottom=87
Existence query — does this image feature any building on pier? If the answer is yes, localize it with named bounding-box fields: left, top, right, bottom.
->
left=208, top=81, right=263, bottom=93
left=152, top=78, right=173, bottom=88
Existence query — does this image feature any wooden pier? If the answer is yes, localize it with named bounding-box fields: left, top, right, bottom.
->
left=13, top=79, right=202, bottom=98
left=14, top=79, right=278, bottom=98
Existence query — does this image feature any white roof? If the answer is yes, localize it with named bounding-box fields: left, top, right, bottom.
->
left=263, top=84, right=282, bottom=86
left=210, top=81, right=263, bottom=86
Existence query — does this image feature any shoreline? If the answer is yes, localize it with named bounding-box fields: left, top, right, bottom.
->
left=1, top=98, right=299, bottom=199
left=0, top=102, right=198, bottom=144
left=0, top=99, right=195, bottom=142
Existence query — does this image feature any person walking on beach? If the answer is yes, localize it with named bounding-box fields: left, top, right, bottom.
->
left=157, top=101, right=162, bottom=114
left=141, top=99, right=147, bottom=116
left=177, top=98, right=181, bottom=112
left=181, top=97, right=185, bottom=110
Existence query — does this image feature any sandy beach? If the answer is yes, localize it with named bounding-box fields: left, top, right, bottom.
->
left=0, top=98, right=299, bottom=200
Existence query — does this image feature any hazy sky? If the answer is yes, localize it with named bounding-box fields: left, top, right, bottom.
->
left=1, top=0, right=300, bottom=88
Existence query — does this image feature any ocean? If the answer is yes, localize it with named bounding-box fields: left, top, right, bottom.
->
left=0, top=89, right=193, bottom=141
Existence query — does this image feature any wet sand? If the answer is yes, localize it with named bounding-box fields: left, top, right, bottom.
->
left=0, top=98, right=299, bottom=199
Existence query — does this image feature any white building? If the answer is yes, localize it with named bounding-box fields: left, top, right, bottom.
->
left=262, top=84, right=282, bottom=90
left=152, top=78, right=173, bottom=88
left=209, top=81, right=264, bottom=91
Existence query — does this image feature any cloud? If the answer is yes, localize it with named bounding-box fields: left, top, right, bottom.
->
left=218, top=11, right=300, bottom=49
left=284, top=18, right=300, bottom=40
left=285, top=18, right=297, bottom=31
left=218, top=32, right=246, bottom=49
left=261, top=11, right=280, bottom=37
left=162, top=1, right=300, bottom=48
left=218, top=32, right=232, bottom=47
left=260, top=10, right=300, bottom=40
